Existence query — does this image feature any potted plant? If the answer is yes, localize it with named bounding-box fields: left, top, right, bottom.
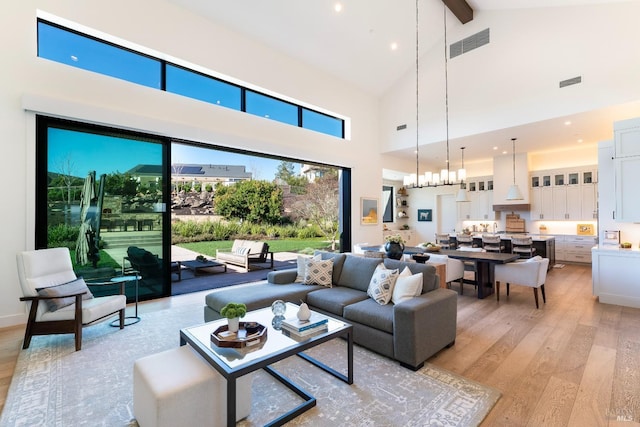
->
left=220, top=302, right=247, bottom=333
left=384, top=234, right=405, bottom=260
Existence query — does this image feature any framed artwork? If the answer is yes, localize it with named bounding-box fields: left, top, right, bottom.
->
left=360, top=197, right=379, bottom=225
left=417, top=209, right=432, bottom=222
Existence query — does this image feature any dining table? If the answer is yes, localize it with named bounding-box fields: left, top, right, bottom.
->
left=438, top=250, right=519, bottom=299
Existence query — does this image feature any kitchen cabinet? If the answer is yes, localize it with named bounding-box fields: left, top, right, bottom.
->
left=613, top=118, right=640, bottom=222
left=592, top=247, right=640, bottom=308
left=556, top=235, right=595, bottom=264
left=530, top=167, right=596, bottom=220
left=457, top=176, right=494, bottom=220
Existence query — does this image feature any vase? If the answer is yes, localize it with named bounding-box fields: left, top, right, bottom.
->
left=227, top=317, right=240, bottom=333
left=385, top=242, right=405, bottom=260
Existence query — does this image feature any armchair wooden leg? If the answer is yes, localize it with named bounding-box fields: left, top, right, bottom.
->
left=21, top=299, right=39, bottom=349
left=496, top=281, right=500, bottom=301
left=75, top=295, right=83, bottom=351
left=533, top=288, right=540, bottom=309
left=506, top=283, right=510, bottom=296
left=541, top=284, right=546, bottom=303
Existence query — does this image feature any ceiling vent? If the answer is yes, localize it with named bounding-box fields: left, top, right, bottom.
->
left=559, top=76, right=582, bottom=88
left=450, top=28, right=489, bottom=59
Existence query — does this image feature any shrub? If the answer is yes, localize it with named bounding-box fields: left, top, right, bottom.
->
left=48, top=224, right=80, bottom=247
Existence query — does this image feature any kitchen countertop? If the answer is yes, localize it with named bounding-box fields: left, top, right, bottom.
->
left=449, top=233, right=556, bottom=241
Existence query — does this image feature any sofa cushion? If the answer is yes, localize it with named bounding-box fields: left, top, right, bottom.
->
left=392, top=267, right=423, bottom=305
left=205, top=283, right=324, bottom=313
left=337, top=256, right=382, bottom=292
left=314, top=251, right=347, bottom=286
left=343, top=298, right=394, bottom=334
left=306, top=287, right=369, bottom=316
left=303, top=258, right=333, bottom=287
left=295, top=254, right=321, bottom=283
left=367, top=265, right=398, bottom=305
left=383, top=259, right=438, bottom=294
left=36, top=277, right=94, bottom=312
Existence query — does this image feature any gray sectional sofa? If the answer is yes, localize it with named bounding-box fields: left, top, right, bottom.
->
left=203, top=251, right=458, bottom=370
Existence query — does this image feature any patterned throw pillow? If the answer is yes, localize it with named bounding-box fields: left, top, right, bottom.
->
left=392, top=267, right=423, bottom=305
left=367, top=264, right=399, bottom=305
left=36, top=277, right=94, bottom=312
left=303, top=258, right=334, bottom=287
left=232, top=247, right=250, bottom=256
left=295, top=254, right=321, bottom=283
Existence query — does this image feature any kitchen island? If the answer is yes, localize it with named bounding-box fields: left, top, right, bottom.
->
left=449, top=234, right=556, bottom=268
left=592, top=246, right=640, bottom=309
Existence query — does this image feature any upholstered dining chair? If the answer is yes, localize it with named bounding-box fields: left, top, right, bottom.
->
left=456, top=246, right=485, bottom=295
left=494, top=256, right=550, bottom=308
left=17, top=247, right=126, bottom=351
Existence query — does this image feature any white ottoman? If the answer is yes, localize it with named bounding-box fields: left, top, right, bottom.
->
left=133, top=346, right=252, bottom=427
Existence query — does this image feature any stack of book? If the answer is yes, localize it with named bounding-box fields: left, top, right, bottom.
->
left=281, top=313, right=328, bottom=339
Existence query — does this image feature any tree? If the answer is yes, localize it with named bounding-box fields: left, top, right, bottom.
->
left=275, top=161, right=308, bottom=194
left=52, top=154, right=77, bottom=203
left=214, top=180, right=284, bottom=224
left=289, top=174, right=339, bottom=250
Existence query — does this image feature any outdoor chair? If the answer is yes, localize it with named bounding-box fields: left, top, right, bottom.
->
left=16, top=247, right=126, bottom=351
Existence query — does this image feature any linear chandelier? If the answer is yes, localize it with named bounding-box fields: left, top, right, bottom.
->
left=404, top=1, right=466, bottom=189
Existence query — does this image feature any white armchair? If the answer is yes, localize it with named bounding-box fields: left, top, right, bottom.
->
left=494, top=256, right=550, bottom=308
left=426, top=254, right=464, bottom=289
left=17, top=247, right=127, bottom=351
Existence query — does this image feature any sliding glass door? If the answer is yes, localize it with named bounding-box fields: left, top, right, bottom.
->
left=36, top=116, right=170, bottom=301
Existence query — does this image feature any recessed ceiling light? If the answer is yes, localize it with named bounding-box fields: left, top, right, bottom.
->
left=334, top=3, right=343, bottom=13
left=502, top=150, right=507, bottom=155
left=390, top=42, right=398, bottom=51
left=493, top=146, right=498, bottom=150
left=565, top=120, right=572, bottom=126
left=577, top=138, right=583, bottom=143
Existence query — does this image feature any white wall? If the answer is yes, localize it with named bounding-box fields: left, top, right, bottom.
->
left=380, top=2, right=640, bottom=165
left=0, top=0, right=383, bottom=326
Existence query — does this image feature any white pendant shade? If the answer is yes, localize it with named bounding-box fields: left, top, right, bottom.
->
left=506, top=184, right=524, bottom=200
left=455, top=187, right=469, bottom=202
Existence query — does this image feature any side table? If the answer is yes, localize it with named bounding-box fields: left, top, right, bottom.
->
left=110, top=275, right=141, bottom=326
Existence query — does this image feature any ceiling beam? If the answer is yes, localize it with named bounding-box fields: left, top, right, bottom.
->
left=442, top=0, right=473, bottom=24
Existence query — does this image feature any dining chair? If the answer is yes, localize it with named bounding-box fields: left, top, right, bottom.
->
left=17, top=247, right=126, bottom=351
left=456, top=246, right=485, bottom=295
left=456, top=233, right=474, bottom=249
left=494, top=256, right=550, bottom=308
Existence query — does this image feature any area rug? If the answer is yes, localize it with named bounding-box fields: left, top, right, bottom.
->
left=1, top=300, right=500, bottom=426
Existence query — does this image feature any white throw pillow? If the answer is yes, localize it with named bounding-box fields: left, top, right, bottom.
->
left=392, top=266, right=423, bottom=305
left=295, top=254, right=321, bottom=283
left=303, top=258, right=334, bottom=287
left=367, top=264, right=399, bottom=305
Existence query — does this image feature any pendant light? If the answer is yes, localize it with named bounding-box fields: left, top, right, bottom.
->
left=506, top=137, right=524, bottom=200
left=455, top=147, right=469, bottom=202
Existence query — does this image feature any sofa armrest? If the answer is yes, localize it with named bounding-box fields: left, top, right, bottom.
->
left=267, top=269, right=298, bottom=284
left=393, top=288, right=457, bottom=369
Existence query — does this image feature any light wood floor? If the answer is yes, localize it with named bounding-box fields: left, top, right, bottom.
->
left=1, top=263, right=639, bottom=425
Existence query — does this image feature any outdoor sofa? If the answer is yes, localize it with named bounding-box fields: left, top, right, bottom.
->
left=215, top=239, right=274, bottom=271
left=204, top=251, right=457, bottom=370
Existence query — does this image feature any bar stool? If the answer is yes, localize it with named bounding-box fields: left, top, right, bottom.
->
left=511, top=236, right=536, bottom=258
left=435, top=233, right=452, bottom=250
left=482, top=234, right=505, bottom=253
left=456, top=233, right=474, bottom=249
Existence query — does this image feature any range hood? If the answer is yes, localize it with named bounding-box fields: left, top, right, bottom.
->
left=492, top=152, right=530, bottom=211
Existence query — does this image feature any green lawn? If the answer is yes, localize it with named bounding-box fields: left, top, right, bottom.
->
left=178, top=238, right=333, bottom=257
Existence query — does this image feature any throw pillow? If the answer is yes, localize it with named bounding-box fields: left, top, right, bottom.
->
left=392, top=267, right=423, bottom=305
left=367, top=264, right=399, bottom=305
left=232, top=247, right=250, bottom=256
left=303, top=258, right=334, bottom=287
left=295, top=254, right=321, bottom=283
left=36, top=277, right=94, bottom=312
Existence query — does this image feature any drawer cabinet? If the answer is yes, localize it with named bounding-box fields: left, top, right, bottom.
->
left=556, top=235, right=596, bottom=264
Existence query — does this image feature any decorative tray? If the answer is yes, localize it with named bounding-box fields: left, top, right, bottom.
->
left=211, top=322, right=267, bottom=348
